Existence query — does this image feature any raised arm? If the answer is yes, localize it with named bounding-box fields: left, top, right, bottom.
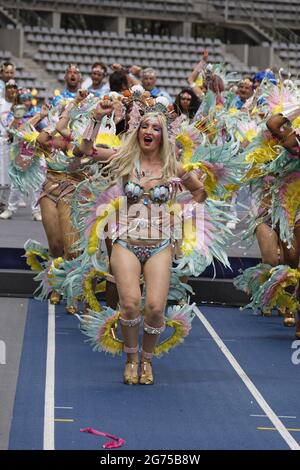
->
left=187, top=50, right=208, bottom=98
left=10, top=103, right=49, bottom=131
left=55, top=89, right=88, bottom=138
left=74, top=98, right=117, bottom=162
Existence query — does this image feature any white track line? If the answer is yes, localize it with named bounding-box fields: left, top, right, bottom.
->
left=251, top=414, right=297, bottom=419
left=43, top=301, right=55, bottom=450
left=194, top=307, right=300, bottom=450
left=55, top=406, right=73, bottom=410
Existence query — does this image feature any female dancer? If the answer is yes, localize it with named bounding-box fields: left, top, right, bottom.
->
left=76, top=104, right=207, bottom=385
left=21, top=92, right=114, bottom=311
left=235, top=104, right=300, bottom=336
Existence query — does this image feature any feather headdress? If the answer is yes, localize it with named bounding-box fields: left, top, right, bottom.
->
left=125, top=85, right=187, bottom=140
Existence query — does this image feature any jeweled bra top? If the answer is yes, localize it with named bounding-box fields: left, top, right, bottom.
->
left=124, top=180, right=170, bottom=205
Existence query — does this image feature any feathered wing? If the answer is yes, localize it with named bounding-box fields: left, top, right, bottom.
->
left=172, top=198, right=234, bottom=277
left=270, top=171, right=300, bottom=248
left=250, top=265, right=300, bottom=314
left=71, top=180, right=124, bottom=258
left=8, top=124, right=46, bottom=194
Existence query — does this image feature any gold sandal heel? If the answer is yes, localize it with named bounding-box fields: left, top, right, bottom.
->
left=283, top=311, right=296, bottom=327
left=50, top=290, right=61, bottom=305
left=139, top=360, right=154, bottom=385
left=277, top=307, right=286, bottom=317
left=65, top=305, right=78, bottom=315
left=261, top=307, right=272, bottom=317
left=124, top=361, right=139, bottom=385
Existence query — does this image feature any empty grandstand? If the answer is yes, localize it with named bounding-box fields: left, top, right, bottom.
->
left=0, top=1, right=299, bottom=97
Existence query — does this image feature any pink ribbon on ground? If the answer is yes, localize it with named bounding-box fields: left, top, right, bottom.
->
left=80, top=427, right=125, bottom=449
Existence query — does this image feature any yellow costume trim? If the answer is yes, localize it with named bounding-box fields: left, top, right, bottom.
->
left=259, top=270, right=272, bottom=285
left=153, top=318, right=188, bottom=357
left=281, top=176, right=300, bottom=225
left=96, top=314, right=188, bottom=357
left=87, top=197, right=124, bottom=256
left=242, top=138, right=280, bottom=183
left=245, top=138, right=279, bottom=165
left=25, top=250, right=49, bottom=272
left=181, top=219, right=197, bottom=256
left=99, top=312, right=123, bottom=355
left=272, top=104, right=283, bottom=115
left=53, top=257, right=64, bottom=268
left=26, top=253, right=44, bottom=272
left=176, top=134, right=194, bottom=165
left=95, top=133, right=121, bottom=148
left=267, top=268, right=300, bottom=313
left=195, top=76, right=203, bottom=87
left=182, top=161, right=217, bottom=196
left=23, top=131, right=39, bottom=144
left=223, top=183, right=241, bottom=200
left=83, top=269, right=108, bottom=312
left=292, top=116, right=300, bottom=128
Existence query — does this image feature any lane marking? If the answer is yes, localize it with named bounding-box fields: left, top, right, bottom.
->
left=43, top=301, right=55, bottom=450
left=55, top=406, right=74, bottom=410
left=251, top=414, right=297, bottom=419
left=195, top=307, right=300, bottom=450
left=54, top=419, right=74, bottom=423
left=258, top=427, right=300, bottom=432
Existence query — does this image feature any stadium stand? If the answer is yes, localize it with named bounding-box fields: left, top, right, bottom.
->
left=211, top=0, right=300, bottom=26
left=2, top=1, right=300, bottom=98
left=24, top=26, right=253, bottom=97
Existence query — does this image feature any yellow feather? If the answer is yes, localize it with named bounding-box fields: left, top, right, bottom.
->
left=95, top=133, right=121, bottom=148
left=154, top=319, right=186, bottom=357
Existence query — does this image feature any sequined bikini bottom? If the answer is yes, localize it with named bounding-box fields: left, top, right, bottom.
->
left=115, top=239, right=170, bottom=264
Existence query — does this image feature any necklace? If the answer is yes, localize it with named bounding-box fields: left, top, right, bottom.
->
left=134, top=167, right=153, bottom=180
left=134, top=159, right=163, bottom=181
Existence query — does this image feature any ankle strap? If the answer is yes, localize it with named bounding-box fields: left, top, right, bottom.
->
left=119, top=315, right=142, bottom=327
left=123, top=344, right=139, bottom=354
left=140, top=349, right=153, bottom=360
left=144, top=321, right=165, bottom=335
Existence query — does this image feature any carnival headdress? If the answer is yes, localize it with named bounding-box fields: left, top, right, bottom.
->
left=124, top=85, right=186, bottom=140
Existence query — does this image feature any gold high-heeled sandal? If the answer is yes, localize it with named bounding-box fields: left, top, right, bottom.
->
left=123, top=361, right=139, bottom=385
left=283, top=310, right=296, bottom=327
left=277, top=307, right=286, bottom=317
left=65, top=305, right=78, bottom=315
left=139, top=360, right=154, bottom=385
left=50, top=290, right=61, bottom=305
left=261, top=307, right=272, bottom=317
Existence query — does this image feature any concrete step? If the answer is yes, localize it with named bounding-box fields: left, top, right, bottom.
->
left=0, top=5, right=20, bottom=26
left=0, top=269, right=250, bottom=306
left=16, top=55, right=60, bottom=93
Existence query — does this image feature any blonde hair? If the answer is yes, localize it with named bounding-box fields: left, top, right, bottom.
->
left=99, top=112, right=177, bottom=186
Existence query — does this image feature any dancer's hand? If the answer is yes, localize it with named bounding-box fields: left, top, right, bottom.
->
left=75, top=89, right=88, bottom=104
left=93, top=98, right=113, bottom=121
left=40, top=103, right=51, bottom=119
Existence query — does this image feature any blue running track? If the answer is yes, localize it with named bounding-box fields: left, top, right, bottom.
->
left=9, top=300, right=300, bottom=450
